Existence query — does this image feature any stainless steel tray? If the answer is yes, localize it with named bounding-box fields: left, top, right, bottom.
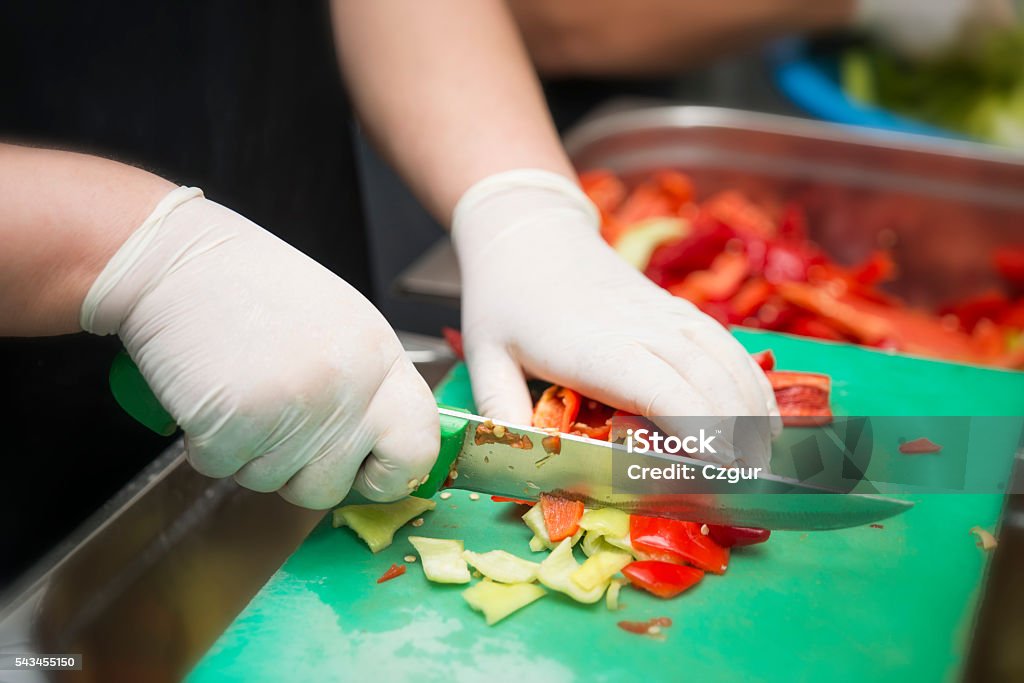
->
left=0, top=334, right=455, bottom=683
left=398, top=105, right=1024, bottom=307
left=565, top=105, right=1024, bottom=307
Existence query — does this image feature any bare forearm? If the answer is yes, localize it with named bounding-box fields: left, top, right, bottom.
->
left=0, top=144, right=174, bottom=336
left=510, top=0, right=855, bottom=77
left=331, top=0, right=574, bottom=222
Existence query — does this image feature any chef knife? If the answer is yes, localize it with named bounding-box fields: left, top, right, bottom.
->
left=109, top=351, right=912, bottom=530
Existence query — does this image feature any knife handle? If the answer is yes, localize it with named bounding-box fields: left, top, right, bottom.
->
left=109, top=350, right=468, bottom=499
left=110, top=350, right=178, bottom=436
left=411, top=409, right=469, bottom=500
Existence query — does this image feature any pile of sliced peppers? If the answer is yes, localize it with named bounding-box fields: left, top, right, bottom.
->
left=581, top=169, right=1024, bottom=370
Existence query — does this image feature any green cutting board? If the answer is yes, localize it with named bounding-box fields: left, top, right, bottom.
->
left=189, top=330, right=1024, bottom=683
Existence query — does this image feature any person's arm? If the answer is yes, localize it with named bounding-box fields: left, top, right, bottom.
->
left=332, top=0, right=779, bottom=468
left=331, top=0, right=573, bottom=222
left=0, top=143, right=173, bottom=335
left=509, top=0, right=854, bottom=77
left=0, top=143, right=438, bottom=508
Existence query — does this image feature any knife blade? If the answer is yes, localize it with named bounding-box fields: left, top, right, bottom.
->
left=108, top=353, right=912, bottom=530
left=416, top=408, right=912, bottom=531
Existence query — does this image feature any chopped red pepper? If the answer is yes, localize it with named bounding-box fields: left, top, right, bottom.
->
left=376, top=563, right=406, bottom=584
left=442, top=327, right=464, bottom=360
left=585, top=169, right=1024, bottom=369
left=899, top=437, right=942, bottom=455
left=490, top=496, right=535, bottom=505
left=705, top=525, right=771, bottom=548
left=751, top=349, right=775, bottom=372
left=629, top=516, right=729, bottom=575
left=532, top=386, right=581, bottom=435
left=668, top=249, right=750, bottom=303
left=539, top=493, right=585, bottom=542
left=622, top=561, right=704, bottom=599
left=617, top=616, right=674, bottom=635
left=767, top=370, right=833, bottom=427
left=579, top=169, right=627, bottom=216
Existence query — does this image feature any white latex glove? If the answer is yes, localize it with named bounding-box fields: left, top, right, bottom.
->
left=855, top=0, right=1017, bottom=58
left=81, top=187, right=439, bottom=509
left=452, top=170, right=780, bottom=468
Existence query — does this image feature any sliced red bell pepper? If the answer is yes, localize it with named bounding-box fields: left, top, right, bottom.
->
left=849, top=250, right=896, bottom=286
left=441, top=327, right=464, bottom=360
left=668, top=249, right=749, bottom=303
left=490, top=495, right=535, bottom=505
left=751, top=349, right=775, bottom=372
left=629, top=516, right=729, bottom=575
left=699, top=190, right=776, bottom=239
left=899, top=437, right=942, bottom=455
left=579, top=169, right=626, bottom=216
left=622, top=561, right=704, bottom=599
left=644, top=222, right=735, bottom=288
left=767, top=370, right=833, bottom=427
left=376, top=563, right=406, bottom=584
left=531, top=385, right=582, bottom=435
left=540, top=493, right=585, bottom=542
left=730, top=278, right=774, bottom=320
left=705, top=525, right=771, bottom=548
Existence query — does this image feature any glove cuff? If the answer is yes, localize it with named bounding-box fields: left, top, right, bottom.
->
left=451, top=169, right=599, bottom=255
left=80, top=185, right=203, bottom=335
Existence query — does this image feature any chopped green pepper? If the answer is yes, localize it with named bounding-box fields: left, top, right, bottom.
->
left=571, top=549, right=632, bottom=592
left=332, top=497, right=436, bottom=553
left=537, top=538, right=608, bottom=604
left=523, top=503, right=582, bottom=551
left=462, top=580, right=546, bottom=625
left=462, top=550, right=540, bottom=584
left=408, top=536, right=471, bottom=584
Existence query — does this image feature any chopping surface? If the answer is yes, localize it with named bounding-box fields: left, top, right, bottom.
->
left=189, top=330, right=1024, bottom=683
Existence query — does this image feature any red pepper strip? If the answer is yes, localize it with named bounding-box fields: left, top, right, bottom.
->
left=776, top=282, right=892, bottom=345
left=531, top=385, right=581, bottom=433
left=652, top=170, right=695, bottom=206
left=730, top=278, right=774, bottom=320
left=767, top=371, right=833, bottom=427
left=668, top=250, right=750, bottom=303
left=751, top=349, right=775, bottom=372
left=785, top=316, right=847, bottom=342
left=622, top=561, right=704, bottom=599
left=706, top=525, right=771, bottom=548
left=557, top=388, right=582, bottom=435
left=570, top=397, right=616, bottom=440
left=616, top=184, right=677, bottom=225
left=579, top=169, right=627, bottom=216
left=490, top=496, right=536, bottom=505
left=618, top=618, right=675, bottom=638
left=376, top=564, right=406, bottom=584
left=849, top=250, right=896, bottom=286
left=540, top=494, right=585, bottom=542
left=899, top=437, right=942, bottom=455
left=644, top=223, right=735, bottom=288
left=700, top=190, right=776, bottom=239
left=629, top=516, right=729, bottom=575
left=441, top=327, right=464, bottom=360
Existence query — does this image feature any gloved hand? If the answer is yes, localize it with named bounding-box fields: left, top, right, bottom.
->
left=81, top=187, right=439, bottom=508
left=452, top=170, right=779, bottom=468
left=855, top=0, right=1017, bottom=58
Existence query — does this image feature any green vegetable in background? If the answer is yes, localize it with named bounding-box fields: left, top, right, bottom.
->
left=842, top=28, right=1024, bottom=147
